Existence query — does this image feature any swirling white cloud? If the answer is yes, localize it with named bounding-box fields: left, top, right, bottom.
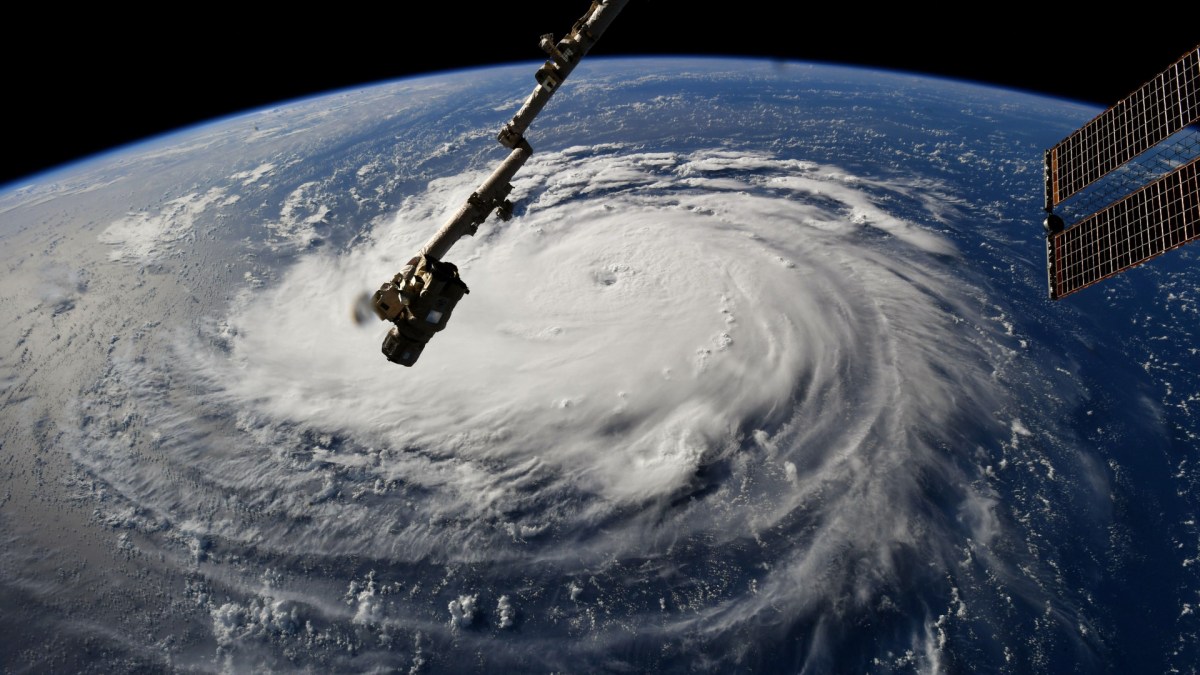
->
left=89, top=144, right=1099, bottom=669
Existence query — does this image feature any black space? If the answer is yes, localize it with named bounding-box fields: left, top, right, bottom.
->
left=5, top=4, right=1196, bottom=186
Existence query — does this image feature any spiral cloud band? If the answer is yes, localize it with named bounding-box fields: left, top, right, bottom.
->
left=71, top=141, right=1103, bottom=671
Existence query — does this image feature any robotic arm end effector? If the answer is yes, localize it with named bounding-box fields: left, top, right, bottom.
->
left=372, top=255, right=470, bottom=366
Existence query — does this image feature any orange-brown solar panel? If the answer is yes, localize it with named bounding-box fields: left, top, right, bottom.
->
left=1047, top=47, right=1199, bottom=209
left=1049, top=158, right=1199, bottom=298
left=1043, top=45, right=1200, bottom=299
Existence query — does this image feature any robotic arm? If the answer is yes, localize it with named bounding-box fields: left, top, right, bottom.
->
left=371, top=0, right=630, bottom=366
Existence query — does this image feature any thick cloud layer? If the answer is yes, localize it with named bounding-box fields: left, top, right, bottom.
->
left=215, top=146, right=989, bottom=539
left=69, top=142, right=1105, bottom=672
left=78, top=144, right=1084, bottom=669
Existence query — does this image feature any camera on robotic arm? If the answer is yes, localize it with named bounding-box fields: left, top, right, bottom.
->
left=371, top=255, right=470, bottom=367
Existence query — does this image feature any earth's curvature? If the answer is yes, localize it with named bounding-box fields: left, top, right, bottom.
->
left=1, top=58, right=1198, bottom=673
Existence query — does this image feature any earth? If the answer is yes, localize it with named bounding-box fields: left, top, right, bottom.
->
left=1, top=58, right=1198, bottom=673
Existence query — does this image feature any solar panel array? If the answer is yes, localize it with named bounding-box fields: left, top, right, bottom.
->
left=1050, top=158, right=1199, bottom=297
left=1046, top=46, right=1199, bottom=209
left=1043, top=45, right=1200, bottom=299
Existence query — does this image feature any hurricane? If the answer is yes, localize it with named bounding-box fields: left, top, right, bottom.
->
left=69, top=139, right=1113, bottom=672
